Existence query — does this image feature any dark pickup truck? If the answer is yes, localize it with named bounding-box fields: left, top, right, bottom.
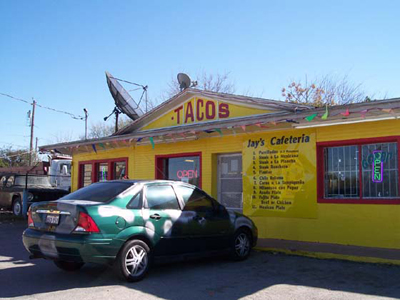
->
left=0, top=174, right=69, bottom=216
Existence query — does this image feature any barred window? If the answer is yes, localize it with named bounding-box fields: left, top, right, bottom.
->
left=321, top=139, right=399, bottom=202
left=324, top=145, right=359, bottom=198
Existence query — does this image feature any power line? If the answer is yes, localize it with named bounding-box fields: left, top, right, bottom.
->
left=0, top=92, right=30, bottom=104
left=36, top=102, right=85, bottom=120
left=0, top=141, right=29, bottom=148
left=0, top=92, right=85, bottom=121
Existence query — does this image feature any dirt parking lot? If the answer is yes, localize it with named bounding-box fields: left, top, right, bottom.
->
left=1, top=216, right=399, bottom=300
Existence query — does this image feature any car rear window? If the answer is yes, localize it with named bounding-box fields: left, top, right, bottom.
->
left=60, top=182, right=133, bottom=202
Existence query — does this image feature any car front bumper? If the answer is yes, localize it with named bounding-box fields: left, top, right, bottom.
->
left=22, top=228, right=120, bottom=264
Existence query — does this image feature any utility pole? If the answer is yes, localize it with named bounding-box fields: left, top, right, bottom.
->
left=29, top=99, right=36, bottom=166
left=35, top=137, right=38, bottom=154
left=83, top=108, right=88, bottom=140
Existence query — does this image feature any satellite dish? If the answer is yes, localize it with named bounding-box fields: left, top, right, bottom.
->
left=105, top=71, right=144, bottom=121
left=177, top=73, right=191, bottom=91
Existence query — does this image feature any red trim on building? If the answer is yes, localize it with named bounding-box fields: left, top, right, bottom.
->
left=155, top=152, right=202, bottom=188
left=78, top=157, right=128, bottom=188
left=317, top=136, right=400, bottom=205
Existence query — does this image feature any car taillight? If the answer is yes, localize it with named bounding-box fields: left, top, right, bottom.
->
left=27, top=208, right=34, bottom=227
left=74, top=212, right=100, bottom=233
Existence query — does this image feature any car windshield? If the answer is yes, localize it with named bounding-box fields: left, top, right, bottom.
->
left=14, top=176, right=52, bottom=187
left=59, top=181, right=133, bottom=202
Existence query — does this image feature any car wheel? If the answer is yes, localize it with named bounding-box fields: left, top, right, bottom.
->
left=54, top=260, right=85, bottom=272
left=12, top=197, right=22, bottom=217
left=230, top=229, right=252, bottom=261
left=115, top=239, right=151, bottom=282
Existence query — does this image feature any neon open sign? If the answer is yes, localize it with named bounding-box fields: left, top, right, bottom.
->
left=177, top=170, right=198, bottom=179
left=372, top=150, right=383, bottom=183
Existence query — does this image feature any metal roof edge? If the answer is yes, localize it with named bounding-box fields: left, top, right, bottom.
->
left=40, top=97, right=400, bottom=152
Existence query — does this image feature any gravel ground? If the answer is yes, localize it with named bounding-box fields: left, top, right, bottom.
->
left=0, top=217, right=399, bottom=300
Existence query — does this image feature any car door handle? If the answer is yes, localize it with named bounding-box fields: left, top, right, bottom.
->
left=150, top=213, right=162, bottom=220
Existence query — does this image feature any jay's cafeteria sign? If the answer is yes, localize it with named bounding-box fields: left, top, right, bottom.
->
left=243, top=129, right=318, bottom=219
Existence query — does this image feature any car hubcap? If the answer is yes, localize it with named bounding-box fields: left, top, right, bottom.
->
left=13, top=202, right=21, bottom=215
left=235, top=233, right=250, bottom=257
left=125, top=245, right=148, bottom=276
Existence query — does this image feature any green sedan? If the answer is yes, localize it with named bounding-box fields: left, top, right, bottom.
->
left=23, top=180, right=258, bottom=282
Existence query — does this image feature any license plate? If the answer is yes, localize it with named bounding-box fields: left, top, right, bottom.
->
left=45, top=214, right=60, bottom=225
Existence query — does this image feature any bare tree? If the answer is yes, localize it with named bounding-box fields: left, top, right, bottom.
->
left=282, top=74, right=368, bottom=107
left=0, top=147, right=33, bottom=168
left=79, top=116, right=133, bottom=139
left=51, top=130, right=76, bottom=144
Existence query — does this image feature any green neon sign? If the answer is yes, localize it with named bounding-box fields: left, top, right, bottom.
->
left=372, top=150, right=383, bottom=183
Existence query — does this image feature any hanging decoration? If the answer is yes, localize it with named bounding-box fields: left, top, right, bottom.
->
left=321, top=105, right=329, bottom=120
left=169, top=133, right=177, bottom=142
left=360, top=109, right=368, bottom=118
left=149, top=137, right=155, bottom=149
left=52, top=104, right=399, bottom=155
left=204, top=129, right=215, bottom=134
left=382, top=108, right=393, bottom=114
left=340, top=109, right=350, bottom=117
left=214, top=128, right=223, bottom=137
left=305, top=113, right=318, bottom=122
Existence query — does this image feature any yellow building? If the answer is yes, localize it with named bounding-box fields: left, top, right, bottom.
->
left=43, top=89, right=400, bottom=264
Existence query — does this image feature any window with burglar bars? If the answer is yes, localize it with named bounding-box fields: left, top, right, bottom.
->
left=324, top=145, right=359, bottom=198
left=321, top=140, right=399, bottom=202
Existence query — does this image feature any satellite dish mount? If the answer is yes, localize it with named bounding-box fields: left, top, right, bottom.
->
left=104, top=107, right=122, bottom=132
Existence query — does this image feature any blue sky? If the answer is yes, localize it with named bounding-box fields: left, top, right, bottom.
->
left=0, top=0, right=399, bottom=149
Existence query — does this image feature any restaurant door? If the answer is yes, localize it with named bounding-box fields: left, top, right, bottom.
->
left=217, top=154, right=243, bottom=210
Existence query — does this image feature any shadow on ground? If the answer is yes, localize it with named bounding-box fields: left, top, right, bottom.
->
left=0, top=218, right=399, bottom=299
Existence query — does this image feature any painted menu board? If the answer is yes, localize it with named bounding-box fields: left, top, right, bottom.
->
left=243, top=129, right=317, bottom=218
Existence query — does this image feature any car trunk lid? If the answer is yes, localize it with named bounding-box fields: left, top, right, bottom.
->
left=30, top=200, right=100, bottom=234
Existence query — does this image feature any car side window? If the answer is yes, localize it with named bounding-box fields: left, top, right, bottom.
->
left=182, top=188, right=214, bottom=213
left=145, top=185, right=180, bottom=210
left=174, top=185, right=195, bottom=204
left=127, top=192, right=142, bottom=209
